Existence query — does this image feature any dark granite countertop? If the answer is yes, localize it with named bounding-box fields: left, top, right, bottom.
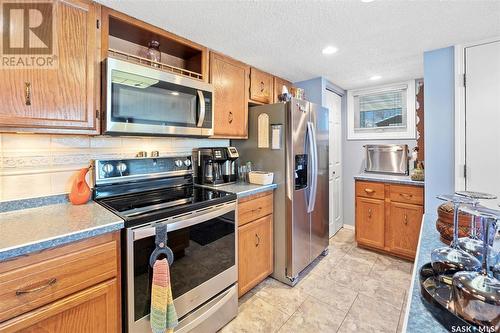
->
left=355, top=173, right=424, bottom=187
left=0, top=200, right=123, bottom=262
left=403, top=214, right=448, bottom=333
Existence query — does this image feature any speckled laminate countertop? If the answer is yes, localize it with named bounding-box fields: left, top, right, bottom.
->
left=354, top=173, right=424, bottom=187
left=200, top=182, right=277, bottom=198
left=402, top=214, right=448, bottom=333
left=0, top=201, right=123, bottom=262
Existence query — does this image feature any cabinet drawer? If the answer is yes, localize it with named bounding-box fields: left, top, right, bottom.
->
left=238, top=214, right=273, bottom=296
left=355, top=181, right=385, bottom=200
left=390, top=184, right=424, bottom=205
left=0, top=237, right=118, bottom=322
left=238, top=192, right=273, bottom=226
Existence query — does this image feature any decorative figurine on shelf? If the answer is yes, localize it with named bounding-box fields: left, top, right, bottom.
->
left=409, top=147, right=424, bottom=181
left=278, top=85, right=292, bottom=102
left=69, top=167, right=91, bottom=205
left=146, top=40, right=161, bottom=67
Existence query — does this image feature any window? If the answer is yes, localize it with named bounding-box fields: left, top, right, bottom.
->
left=347, top=81, right=416, bottom=140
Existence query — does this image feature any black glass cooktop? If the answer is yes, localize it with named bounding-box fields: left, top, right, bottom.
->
left=97, top=185, right=236, bottom=227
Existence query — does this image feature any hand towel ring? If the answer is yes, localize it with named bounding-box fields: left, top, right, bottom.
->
left=149, top=224, right=174, bottom=268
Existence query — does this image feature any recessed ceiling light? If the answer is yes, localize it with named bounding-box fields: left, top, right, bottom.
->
left=370, top=75, right=382, bottom=80
left=322, top=46, right=338, bottom=55
left=361, top=0, right=375, bottom=3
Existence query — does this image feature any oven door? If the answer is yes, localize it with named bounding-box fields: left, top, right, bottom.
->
left=126, top=201, right=236, bottom=333
left=104, top=57, right=213, bottom=137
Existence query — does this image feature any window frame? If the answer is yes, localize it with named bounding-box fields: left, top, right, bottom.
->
left=347, top=80, right=416, bottom=140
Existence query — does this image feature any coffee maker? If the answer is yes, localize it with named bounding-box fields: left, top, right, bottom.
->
left=193, top=147, right=239, bottom=186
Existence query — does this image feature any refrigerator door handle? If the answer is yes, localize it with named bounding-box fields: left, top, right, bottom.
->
left=307, top=121, right=318, bottom=213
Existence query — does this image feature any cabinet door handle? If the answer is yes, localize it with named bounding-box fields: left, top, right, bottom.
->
left=16, top=278, right=57, bottom=296
left=255, top=233, right=260, bottom=247
left=251, top=207, right=262, bottom=214
left=399, top=193, right=413, bottom=198
left=260, top=81, right=265, bottom=93
left=364, top=188, right=375, bottom=194
left=25, top=82, right=31, bottom=106
left=228, top=111, right=233, bottom=124
left=368, top=208, right=372, bottom=218
left=403, top=214, right=408, bottom=225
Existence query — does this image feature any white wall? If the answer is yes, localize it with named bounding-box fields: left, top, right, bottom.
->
left=0, top=134, right=228, bottom=202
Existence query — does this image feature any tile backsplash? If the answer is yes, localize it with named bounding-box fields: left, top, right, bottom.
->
left=0, top=134, right=228, bottom=202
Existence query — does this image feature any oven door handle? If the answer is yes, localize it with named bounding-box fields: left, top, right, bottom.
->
left=196, top=90, right=206, bottom=128
left=132, top=201, right=235, bottom=241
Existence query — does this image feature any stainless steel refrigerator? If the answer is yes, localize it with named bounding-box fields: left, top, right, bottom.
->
left=233, top=98, right=329, bottom=286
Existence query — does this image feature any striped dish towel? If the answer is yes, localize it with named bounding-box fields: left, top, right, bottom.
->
left=150, top=258, right=178, bottom=333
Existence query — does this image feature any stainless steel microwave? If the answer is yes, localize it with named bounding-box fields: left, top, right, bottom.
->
left=103, top=57, right=213, bottom=137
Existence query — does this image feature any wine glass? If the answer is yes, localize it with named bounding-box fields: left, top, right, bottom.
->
left=452, top=205, right=500, bottom=331
left=431, top=194, right=481, bottom=275
left=455, top=191, right=497, bottom=261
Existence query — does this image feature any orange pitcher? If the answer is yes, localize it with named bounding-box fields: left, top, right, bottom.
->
left=69, top=167, right=91, bottom=205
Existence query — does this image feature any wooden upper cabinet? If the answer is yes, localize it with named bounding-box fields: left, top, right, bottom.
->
left=273, top=76, right=293, bottom=103
left=210, top=52, right=249, bottom=138
left=0, top=0, right=100, bottom=134
left=249, top=68, right=273, bottom=104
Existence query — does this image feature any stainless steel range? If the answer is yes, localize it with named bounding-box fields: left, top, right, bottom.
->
left=92, top=156, right=238, bottom=333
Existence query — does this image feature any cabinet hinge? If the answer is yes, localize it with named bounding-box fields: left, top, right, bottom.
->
left=463, top=73, right=466, bottom=87
left=96, top=110, right=100, bottom=119
left=96, top=19, right=100, bottom=29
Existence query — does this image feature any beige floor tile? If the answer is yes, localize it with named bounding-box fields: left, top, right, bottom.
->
left=326, top=265, right=368, bottom=291
left=370, top=265, right=412, bottom=290
left=373, top=255, right=413, bottom=274
left=278, top=296, right=347, bottom=333
left=347, top=246, right=380, bottom=262
left=338, top=294, right=400, bottom=333
left=329, top=241, right=355, bottom=255
left=220, top=296, right=289, bottom=333
left=330, top=228, right=355, bottom=244
left=337, top=253, right=376, bottom=275
left=253, top=278, right=308, bottom=315
left=396, top=301, right=407, bottom=333
left=358, top=277, right=407, bottom=308
left=298, top=273, right=358, bottom=312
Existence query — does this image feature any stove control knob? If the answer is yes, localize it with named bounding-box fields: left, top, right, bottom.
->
left=116, top=162, right=127, bottom=173
left=102, top=163, right=114, bottom=175
left=175, top=159, right=183, bottom=168
left=184, top=159, right=191, bottom=167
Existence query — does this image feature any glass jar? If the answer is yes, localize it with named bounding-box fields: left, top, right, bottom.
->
left=146, top=40, right=161, bottom=67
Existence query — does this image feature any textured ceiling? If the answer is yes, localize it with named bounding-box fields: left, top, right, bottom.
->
left=98, top=0, right=500, bottom=90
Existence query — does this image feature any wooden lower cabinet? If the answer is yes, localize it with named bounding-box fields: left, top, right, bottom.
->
left=355, top=180, right=424, bottom=260
left=0, top=279, right=118, bottom=333
left=386, top=202, right=424, bottom=258
left=237, top=191, right=274, bottom=297
left=0, top=232, right=121, bottom=332
left=355, top=197, right=385, bottom=249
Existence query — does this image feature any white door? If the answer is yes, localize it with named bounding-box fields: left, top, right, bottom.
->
left=325, top=89, right=343, bottom=236
left=465, top=40, right=500, bottom=208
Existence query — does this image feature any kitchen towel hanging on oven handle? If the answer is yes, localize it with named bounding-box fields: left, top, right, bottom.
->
left=150, top=224, right=178, bottom=333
